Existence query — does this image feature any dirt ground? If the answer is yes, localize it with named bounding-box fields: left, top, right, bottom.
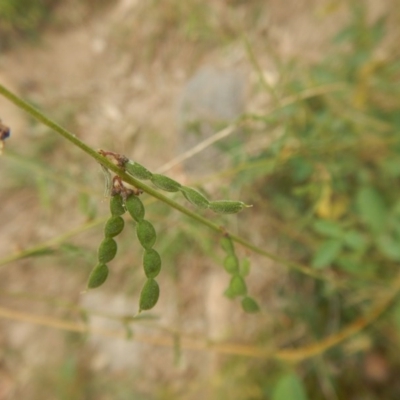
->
left=0, top=0, right=393, bottom=398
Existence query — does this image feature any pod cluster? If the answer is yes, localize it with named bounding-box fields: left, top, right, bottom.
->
left=220, top=235, right=260, bottom=313
left=87, top=190, right=162, bottom=312
left=90, top=152, right=254, bottom=315
left=125, top=193, right=161, bottom=312
left=87, top=193, right=125, bottom=289
left=125, top=160, right=250, bottom=214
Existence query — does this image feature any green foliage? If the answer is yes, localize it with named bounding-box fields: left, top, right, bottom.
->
left=0, top=0, right=58, bottom=47
left=272, top=373, right=309, bottom=400
left=123, top=157, right=248, bottom=215
left=2, top=2, right=400, bottom=398
left=220, top=234, right=259, bottom=312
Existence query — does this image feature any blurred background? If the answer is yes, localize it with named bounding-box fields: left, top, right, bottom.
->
left=1, top=0, right=400, bottom=398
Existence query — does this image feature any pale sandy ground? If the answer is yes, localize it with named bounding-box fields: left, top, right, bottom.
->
left=0, top=0, right=392, bottom=398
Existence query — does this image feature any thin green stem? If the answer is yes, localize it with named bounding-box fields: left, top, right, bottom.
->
left=0, top=83, right=331, bottom=282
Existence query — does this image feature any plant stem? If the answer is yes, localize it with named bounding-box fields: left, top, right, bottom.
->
left=0, top=83, right=331, bottom=282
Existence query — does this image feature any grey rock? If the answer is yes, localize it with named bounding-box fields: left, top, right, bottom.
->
left=178, top=66, right=246, bottom=175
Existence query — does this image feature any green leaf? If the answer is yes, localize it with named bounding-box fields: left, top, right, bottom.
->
left=312, top=239, right=342, bottom=269
left=336, top=256, right=362, bottom=274
left=377, top=234, right=400, bottom=261
left=272, top=373, right=309, bottom=400
left=343, top=230, right=368, bottom=251
left=313, top=220, right=343, bottom=238
left=356, top=186, right=387, bottom=234
left=391, top=302, right=400, bottom=332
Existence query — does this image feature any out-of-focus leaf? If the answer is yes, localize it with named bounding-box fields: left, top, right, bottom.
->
left=356, top=186, right=387, bottom=234
left=313, top=220, right=343, bottom=238
left=376, top=234, right=400, bottom=261
left=343, top=230, right=368, bottom=251
left=272, top=373, right=309, bottom=400
left=391, top=303, right=400, bottom=332
left=336, top=256, right=362, bottom=274
left=312, top=239, right=343, bottom=269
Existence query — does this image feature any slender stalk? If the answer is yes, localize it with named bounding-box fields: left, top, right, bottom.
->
left=0, top=83, right=330, bottom=281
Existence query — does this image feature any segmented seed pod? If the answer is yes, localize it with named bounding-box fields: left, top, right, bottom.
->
left=98, top=237, right=118, bottom=263
left=125, top=194, right=145, bottom=222
left=241, top=296, right=260, bottom=313
left=104, top=216, right=125, bottom=237
left=227, top=274, right=247, bottom=297
left=136, top=219, right=157, bottom=249
left=220, top=236, right=234, bottom=254
left=110, top=193, right=125, bottom=216
left=125, top=161, right=153, bottom=180
left=223, top=254, right=239, bottom=274
left=139, top=278, right=160, bottom=311
left=209, top=200, right=249, bottom=214
left=179, top=186, right=209, bottom=209
left=151, top=174, right=182, bottom=192
left=87, top=263, right=109, bottom=289
left=143, top=248, right=162, bottom=278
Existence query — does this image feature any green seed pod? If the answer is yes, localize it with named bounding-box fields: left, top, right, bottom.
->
left=209, top=200, right=250, bottom=214
left=87, top=263, right=109, bottom=289
left=104, top=216, right=125, bottom=237
left=143, top=248, right=162, bottom=278
left=125, top=161, right=153, bottom=180
left=220, top=236, right=234, bottom=254
left=110, top=194, right=125, bottom=216
left=139, top=278, right=160, bottom=311
left=151, top=174, right=182, bottom=192
left=241, top=296, right=260, bottom=313
left=223, top=254, right=239, bottom=274
left=136, top=219, right=157, bottom=249
left=179, top=186, right=209, bottom=209
left=125, top=195, right=145, bottom=222
left=98, top=237, right=118, bottom=263
left=225, top=274, right=247, bottom=298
